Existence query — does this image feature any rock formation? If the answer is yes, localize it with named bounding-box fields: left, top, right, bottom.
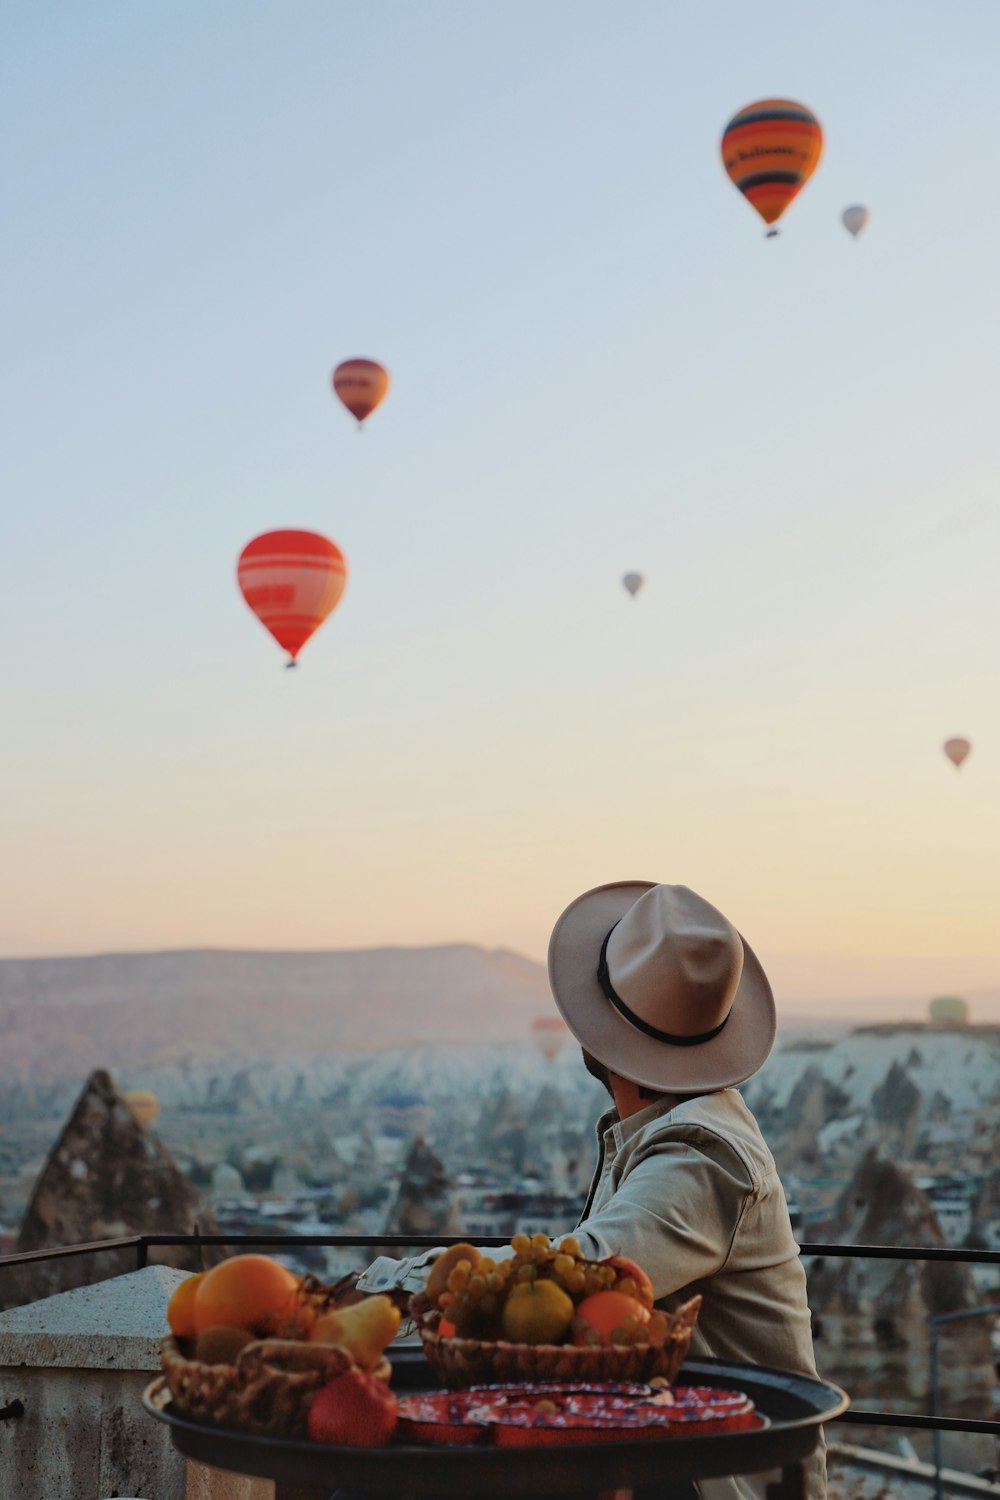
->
left=384, top=1138, right=458, bottom=1237
left=0, top=1069, right=224, bottom=1310
left=807, top=1149, right=996, bottom=1473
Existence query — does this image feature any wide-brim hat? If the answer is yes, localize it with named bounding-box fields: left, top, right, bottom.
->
left=547, top=881, right=776, bottom=1093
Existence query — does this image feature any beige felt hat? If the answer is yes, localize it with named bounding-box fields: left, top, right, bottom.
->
left=547, top=882, right=776, bottom=1093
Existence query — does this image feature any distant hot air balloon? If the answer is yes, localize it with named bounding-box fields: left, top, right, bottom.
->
left=842, top=205, right=871, bottom=238
left=532, top=1016, right=569, bottom=1062
left=376, top=1091, right=432, bottom=1141
left=721, top=99, right=823, bottom=236
left=622, top=572, right=644, bottom=598
left=237, top=529, right=348, bottom=667
left=943, top=737, right=971, bottom=769
left=124, top=1090, right=159, bottom=1128
left=332, top=359, right=390, bottom=426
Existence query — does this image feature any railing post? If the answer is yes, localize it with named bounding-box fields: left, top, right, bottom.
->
left=929, top=1317, right=943, bottom=1500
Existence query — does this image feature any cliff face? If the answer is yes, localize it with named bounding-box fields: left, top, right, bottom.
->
left=747, top=1026, right=1000, bottom=1185
left=807, top=1150, right=996, bottom=1473
left=1, top=1069, right=223, bottom=1309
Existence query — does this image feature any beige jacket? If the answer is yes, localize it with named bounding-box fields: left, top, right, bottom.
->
left=360, top=1088, right=825, bottom=1499
left=572, top=1090, right=825, bottom=1500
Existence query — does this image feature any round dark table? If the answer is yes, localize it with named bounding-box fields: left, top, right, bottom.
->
left=144, top=1349, right=847, bottom=1500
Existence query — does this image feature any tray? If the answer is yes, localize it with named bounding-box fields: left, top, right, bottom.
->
left=143, top=1352, right=848, bottom=1495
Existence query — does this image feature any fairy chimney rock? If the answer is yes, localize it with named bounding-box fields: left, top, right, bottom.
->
left=1, top=1069, right=223, bottom=1310
left=385, top=1137, right=458, bottom=1237
left=807, top=1149, right=995, bottom=1472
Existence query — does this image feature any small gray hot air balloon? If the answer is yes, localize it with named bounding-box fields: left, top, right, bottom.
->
left=622, top=572, right=644, bottom=598
left=842, top=205, right=871, bottom=238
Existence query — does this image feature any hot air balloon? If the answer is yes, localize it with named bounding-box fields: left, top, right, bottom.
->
left=842, top=205, right=870, bottom=238
left=622, top=572, right=644, bottom=598
left=532, top=1016, right=569, bottom=1062
left=943, top=738, right=971, bottom=769
left=124, top=1090, right=159, bottom=1128
left=237, top=529, right=348, bottom=667
left=376, top=1091, right=432, bottom=1141
left=332, top=359, right=390, bottom=426
left=721, top=99, right=823, bottom=236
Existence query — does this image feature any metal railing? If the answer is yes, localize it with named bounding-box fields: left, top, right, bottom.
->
left=2, top=1232, right=999, bottom=1447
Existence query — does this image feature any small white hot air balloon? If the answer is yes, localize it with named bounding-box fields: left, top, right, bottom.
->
left=842, top=205, right=871, bottom=239
left=943, top=737, right=971, bottom=769
left=622, top=572, right=644, bottom=598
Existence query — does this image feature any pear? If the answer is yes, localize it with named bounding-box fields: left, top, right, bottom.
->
left=308, top=1294, right=401, bottom=1366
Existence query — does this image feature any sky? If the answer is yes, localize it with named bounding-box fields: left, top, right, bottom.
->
left=2, top=2, right=999, bottom=1008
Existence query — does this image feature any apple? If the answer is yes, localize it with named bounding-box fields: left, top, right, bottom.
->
left=307, top=1368, right=398, bottom=1446
left=604, top=1255, right=654, bottom=1305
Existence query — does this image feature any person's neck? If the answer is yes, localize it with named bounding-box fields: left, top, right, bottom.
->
left=609, top=1073, right=706, bottom=1119
left=610, top=1073, right=663, bottom=1119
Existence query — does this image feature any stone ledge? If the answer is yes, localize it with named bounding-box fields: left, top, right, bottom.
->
left=0, top=1265, right=187, bottom=1371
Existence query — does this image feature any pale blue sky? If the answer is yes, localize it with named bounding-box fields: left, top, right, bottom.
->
left=2, top=3, right=999, bottom=1003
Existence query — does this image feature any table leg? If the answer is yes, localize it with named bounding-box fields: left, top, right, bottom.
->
left=765, top=1461, right=806, bottom=1500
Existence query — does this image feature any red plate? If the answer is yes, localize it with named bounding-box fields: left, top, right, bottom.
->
left=396, top=1383, right=765, bottom=1448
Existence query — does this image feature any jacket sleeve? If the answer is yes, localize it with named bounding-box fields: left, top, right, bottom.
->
left=572, top=1126, right=754, bottom=1301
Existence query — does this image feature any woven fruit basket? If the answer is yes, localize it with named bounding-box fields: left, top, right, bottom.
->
left=413, top=1295, right=701, bottom=1391
left=160, top=1334, right=392, bottom=1439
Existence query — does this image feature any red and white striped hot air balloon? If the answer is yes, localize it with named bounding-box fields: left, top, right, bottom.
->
left=943, top=737, right=971, bottom=769
left=532, top=1016, right=570, bottom=1062
left=332, top=358, right=390, bottom=426
left=237, top=529, right=348, bottom=667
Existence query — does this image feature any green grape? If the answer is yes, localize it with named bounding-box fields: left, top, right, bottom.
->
left=480, top=1293, right=498, bottom=1316
left=531, top=1233, right=551, bottom=1251
left=565, top=1269, right=586, bottom=1294
left=618, top=1276, right=638, bottom=1298
left=447, top=1264, right=471, bottom=1294
left=558, top=1236, right=581, bottom=1258
left=516, top=1263, right=536, bottom=1283
left=439, top=1290, right=455, bottom=1309
left=553, top=1254, right=575, bottom=1278
left=511, top=1234, right=531, bottom=1255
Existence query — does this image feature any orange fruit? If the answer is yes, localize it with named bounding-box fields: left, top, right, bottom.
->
left=192, top=1255, right=300, bottom=1336
left=574, top=1290, right=649, bottom=1346
left=167, top=1272, right=206, bottom=1338
left=501, top=1279, right=574, bottom=1345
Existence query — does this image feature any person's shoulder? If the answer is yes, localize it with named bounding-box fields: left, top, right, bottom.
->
left=668, top=1089, right=769, bottom=1142
left=638, top=1090, right=772, bottom=1180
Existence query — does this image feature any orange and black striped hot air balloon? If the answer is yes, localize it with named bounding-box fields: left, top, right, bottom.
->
left=332, top=358, right=390, bottom=426
left=720, top=99, right=823, bottom=236
left=237, top=529, right=348, bottom=668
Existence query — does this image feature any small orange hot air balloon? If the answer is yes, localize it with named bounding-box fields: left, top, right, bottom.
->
left=532, top=1017, right=569, bottom=1062
left=124, top=1090, right=159, bottom=1128
left=721, top=99, right=823, bottom=236
left=332, top=358, right=390, bottom=426
left=237, top=530, right=348, bottom=667
left=943, top=738, right=971, bottom=769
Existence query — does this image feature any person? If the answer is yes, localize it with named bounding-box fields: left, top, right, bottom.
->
left=359, top=882, right=825, bottom=1500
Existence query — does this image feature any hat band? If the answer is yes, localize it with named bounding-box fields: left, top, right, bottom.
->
left=597, top=925, right=732, bottom=1048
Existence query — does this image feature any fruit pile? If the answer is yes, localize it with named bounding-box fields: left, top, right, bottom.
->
left=165, top=1253, right=401, bottom=1445
left=423, top=1234, right=670, bottom=1349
